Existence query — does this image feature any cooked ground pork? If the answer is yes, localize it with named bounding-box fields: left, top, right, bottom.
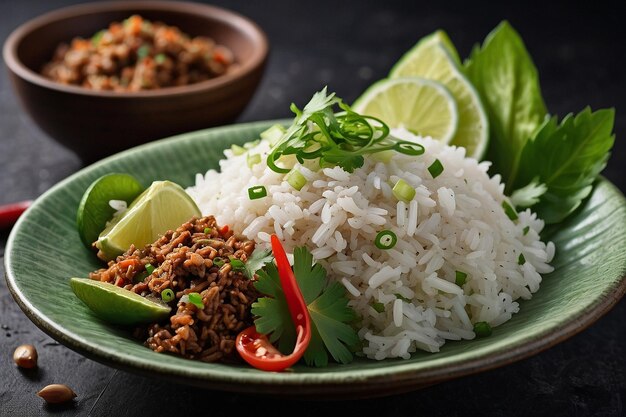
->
left=42, top=15, right=236, bottom=91
left=89, top=216, right=259, bottom=362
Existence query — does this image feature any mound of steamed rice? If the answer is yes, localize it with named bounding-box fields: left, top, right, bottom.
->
left=186, top=128, right=555, bottom=360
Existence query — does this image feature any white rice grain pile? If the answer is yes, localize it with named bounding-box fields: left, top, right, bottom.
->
left=186, top=128, right=555, bottom=360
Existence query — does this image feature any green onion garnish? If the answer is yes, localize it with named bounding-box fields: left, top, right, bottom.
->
left=392, top=178, right=416, bottom=202
left=502, top=201, right=519, bottom=221
left=455, top=271, right=468, bottom=286
left=244, top=139, right=260, bottom=149
left=213, top=257, right=225, bottom=267
left=286, top=170, right=307, bottom=191
left=231, top=144, right=246, bottom=155
left=133, top=271, right=149, bottom=284
left=161, top=288, right=174, bottom=302
left=204, top=227, right=212, bottom=234
left=155, top=53, right=166, bottom=64
left=372, top=302, right=385, bottom=313
left=188, top=292, right=204, bottom=309
left=248, top=185, right=267, bottom=200
left=261, top=124, right=286, bottom=147
left=137, top=45, right=150, bottom=59
left=518, top=253, right=526, bottom=265
left=428, top=159, right=444, bottom=178
left=229, top=257, right=245, bottom=269
left=473, top=322, right=492, bottom=337
left=91, top=30, right=105, bottom=45
left=523, top=226, right=530, bottom=236
left=247, top=153, right=261, bottom=168
left=374, top=230, right=397, bottom=250
left=395, top=294, right=411, bottom=303
left=145, top=263, right=155, bottom=275
left=266, top=88, right=425, bottom=174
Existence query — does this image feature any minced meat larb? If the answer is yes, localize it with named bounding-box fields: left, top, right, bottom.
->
left=42, top=15, right=236, bottom=91
left=89, top=216, right=259, bottom=362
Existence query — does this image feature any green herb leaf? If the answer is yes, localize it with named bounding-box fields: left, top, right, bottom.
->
left=512, top=108, right=615, bottom=224
left=464, top=21, right=547, bottom=187
left=243, top=248, right=273, bottom=279
left=252, top=246, right=359, bottom=367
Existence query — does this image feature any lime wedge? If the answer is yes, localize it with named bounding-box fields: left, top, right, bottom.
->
left=352, top=77, right=458, bottom=143
left=70, top=277, right=170, bottom=325
left=390, top=31, right=488, bottom=159
left=77, top=174, right=144, bottom=247
left=95, top=180, right=201, bottom=260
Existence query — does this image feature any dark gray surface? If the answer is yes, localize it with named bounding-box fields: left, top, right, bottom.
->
left=1, top=0, right=625, bottom=416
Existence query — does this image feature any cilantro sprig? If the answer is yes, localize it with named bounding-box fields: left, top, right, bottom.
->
left=266, top=87, right=425, bottom=174
left=242, top=248, right=273, bottom=279
left=252, top=246, right=359, bottom=367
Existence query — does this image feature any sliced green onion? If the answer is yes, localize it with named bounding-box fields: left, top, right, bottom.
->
left=188, top=292, right=204, bottom=309
left=372, top=302, right=385, bottom=313
left=229, top=257, right=245, bottom=269
left=91, top=30, right=105, bottom=45
left=213, top=257, right=225, bottom=267
left=502, top=201, right=519, bottom=221
left=244, top=139, right=260, bottom=149
left=473, top=321, right=492, bottom=337
left=455, top=271, right=468, bottom=286
left=145, top=263, right=155, bottom=275
left=518, top=253, right=526, bottom=265
left=374, top=230, right=397, bottom=250
left=260, top=124, right=286, bottom=146
left=133, top=271, right=149, bottom=284
left=204, top=227, right=212, bottom=234
left=370, top=150, right=394, bottom=163
left=392, top=179, right=416, bottom=202
left=395, top=294, right=411, bottom=303
left=428, top=159, right=444, bottom=178
left=155, top=53, right=166, bottom=64
left=286, top=170, right=307, bottom=191
left=230, top=144, right=246, bottom=155
left=522, top=226, right=530, bottom=236
left=247, top=153, right=261, bottom=168
left=137, top=45, right=150, bottom=59
left=161, top=288, right=175, bottom=302
left=248, top=185, right=267, bottom=200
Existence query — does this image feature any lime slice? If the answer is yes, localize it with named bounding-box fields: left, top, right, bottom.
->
left=95, top=180, right=201, bottom=260
left=352, top=77, right=458, bottom=143
left=70, top=277, right=170, bottom=325
left=390, top=31, right=488, bottom=159
left=77, top=174, right=144, bottom=247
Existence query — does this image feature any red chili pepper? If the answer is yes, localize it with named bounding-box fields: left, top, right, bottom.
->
left=236, top=234, right=311, bottom=372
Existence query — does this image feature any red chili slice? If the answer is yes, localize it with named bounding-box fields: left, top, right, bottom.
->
left=236, top=234, right=311, bottom=371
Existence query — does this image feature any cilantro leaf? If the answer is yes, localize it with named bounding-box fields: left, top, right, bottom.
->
left=464, top=21, right=547, bottom=187
left=511, top=108, right=615, bottom=224
left=307, top=281, right=358, bottom=365
left=251, top=264, right=296, bottom=353
left=243, top=248, right=273, bottom=279
left=251, top=246, right=359, bottom=367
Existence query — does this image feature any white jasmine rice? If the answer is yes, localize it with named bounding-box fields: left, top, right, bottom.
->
left=186, top=128, right=555, bottom=360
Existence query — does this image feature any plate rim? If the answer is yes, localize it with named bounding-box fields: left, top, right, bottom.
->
left=5, top=119, right=626, bottom=397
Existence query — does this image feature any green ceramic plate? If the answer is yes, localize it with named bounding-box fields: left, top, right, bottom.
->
left=5, top=120, right=626, bottom=398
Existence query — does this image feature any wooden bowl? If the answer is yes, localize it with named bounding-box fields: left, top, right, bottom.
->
left=3, top=1, right=268, bottom=162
